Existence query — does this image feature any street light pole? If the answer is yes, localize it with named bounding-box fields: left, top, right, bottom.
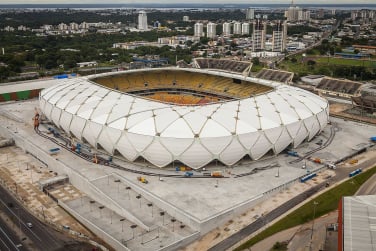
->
left=160, top=211, right=165, bottom=225
left=310, top=201, right=319, bottom=251
left=120, top=218, right=125, bottom=232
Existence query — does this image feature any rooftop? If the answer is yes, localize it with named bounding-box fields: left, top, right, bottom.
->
left=343, top=195, right=376, bottom=251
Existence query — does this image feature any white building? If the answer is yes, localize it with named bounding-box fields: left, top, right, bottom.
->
left=76, top=61, right=98, bottom=68
left=246, top=8, right=255, bottom=20
left=286, top=6, right=300, bottom=21
left=80, top=22, right=90, bottom=29
left=183, top=16, right=190, bottom=22
left=206, top=22, right=217, bottom=38
left=298, top=10, right=310, bottom=21
left=4, top=26, right=14, bottom=32
left=138, top=11, right=148, bottom=31
left=233, top=22, right=242, bottom=35
left=17, top=25, right=28, bottom=31
left=42, top=24, right=53, bottom=31
left=58, top=23, right=68, bottom=31
left=70, top=22, right=79, bottom=31
left=222, top=22, right=232, bottom=36
left=194, top=22, right=204, bottom=37
left=286, top=1, right=310, bottom=22
left=241, top=23, right=250, bottom=35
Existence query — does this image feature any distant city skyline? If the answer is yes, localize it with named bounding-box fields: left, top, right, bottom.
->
left=1, top=0, right=376, bottom=4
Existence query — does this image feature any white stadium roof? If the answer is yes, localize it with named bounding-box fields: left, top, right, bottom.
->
left=39, top=68, right=329, bottom=169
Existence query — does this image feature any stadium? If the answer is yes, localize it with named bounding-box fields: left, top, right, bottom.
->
left=39, top=67, right=329, bottom=169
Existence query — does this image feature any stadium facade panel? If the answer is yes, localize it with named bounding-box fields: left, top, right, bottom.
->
left=39, top=68, right=329, bottom=169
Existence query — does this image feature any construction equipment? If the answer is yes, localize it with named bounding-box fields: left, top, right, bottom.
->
left=211, top=171, right=223, bottom=177
left=93, top=154, right=98, bottom=164
left=349, top=159, right=358, bottom=165
left=47, top=127, right=60, bottom=137
left=75, top=143, right=81, bottom=154
left=137, top=176, right=148, bottom=184
left=313, top=158, right=321, bottom=164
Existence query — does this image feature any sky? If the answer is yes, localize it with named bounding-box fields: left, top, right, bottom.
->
left=0, top=0, right=375, bottom=4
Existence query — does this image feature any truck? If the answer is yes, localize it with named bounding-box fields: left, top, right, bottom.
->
left=184, top=171, right=193, bottom=177
left=287, top=151, right=299, bottom=157
left=49, top=148, right=60, bottom=155
left=326, top=163, right=336, bottom=170
left=349, top=168, right=362, bottom=177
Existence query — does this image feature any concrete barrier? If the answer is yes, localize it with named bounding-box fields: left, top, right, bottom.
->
left=158, top=232, right=200, bottom=251
left=59, top=200, right=129, bottom=251
left=0, top=138, right=14, bottom=148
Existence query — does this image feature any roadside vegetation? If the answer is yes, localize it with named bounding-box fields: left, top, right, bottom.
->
left=235, top=165, right=376, bottom=251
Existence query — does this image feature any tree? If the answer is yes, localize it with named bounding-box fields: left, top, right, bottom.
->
left=252, top=57, right=260, bottom=66
left=307, top=59, right=316, bottom=70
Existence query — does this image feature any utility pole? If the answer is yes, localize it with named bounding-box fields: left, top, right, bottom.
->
left=310, top=201, right=319, bottom=251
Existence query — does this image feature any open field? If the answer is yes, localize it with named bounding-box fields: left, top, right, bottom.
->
left=314, top=57, right=376, bottom=67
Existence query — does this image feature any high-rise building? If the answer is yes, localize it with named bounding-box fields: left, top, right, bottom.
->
left=183, top=16, right=190, bottom=22
left=80, top=22, right=89, bottom=29
left=206, top=22, right=217, bottom=38
left=286, top=0, right=310, bottom=22
left=298, top=10, right=310, bottom=21
left=352, top=9, right=375, bottom=20
left=241, top=22, right=250, bottom=35
left=286, top=0, right=301, bottom=22
left=222, top=22, right=232, bottom=36
left=58, top=23, right=68, bottom=31
left=272, top=20, right=287, bottom=52
left=252, top=19, right=266, bottom=51
left=138, top=11, right=148, bottom=30
left=246, top=8, right=255, bottom=20
left=70, top=22, right=79, bottom=31
left=194, top=22, right=204, bottom=37
left=233, top=22, right=242, bottom=35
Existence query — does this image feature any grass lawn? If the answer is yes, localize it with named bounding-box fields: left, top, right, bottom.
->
left=314, top=57, right=376, bottom=67
left=234, top=165, right=376, bottom=251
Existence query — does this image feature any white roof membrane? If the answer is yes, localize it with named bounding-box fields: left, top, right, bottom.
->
left=40, top=68, right=329, bottom=168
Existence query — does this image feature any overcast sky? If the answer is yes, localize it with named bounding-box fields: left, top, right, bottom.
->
left=1, top=0, right=375, bottom=4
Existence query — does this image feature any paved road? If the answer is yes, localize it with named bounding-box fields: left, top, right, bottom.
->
left=208, top=182, right=326, bottom=251
left=209, top=149, right=376, bottom=251
left=0, top=183, right=71, bottom=251
left=356, top=173, right=376, bottom=195
left=0, top=216, right=27, bottom=251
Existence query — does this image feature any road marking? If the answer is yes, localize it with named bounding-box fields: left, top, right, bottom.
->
left=0, top=235, right=11, bottom=251
left=0, top=225, right=20, bottom=251
left=0, top=197, right=42, bottom=242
